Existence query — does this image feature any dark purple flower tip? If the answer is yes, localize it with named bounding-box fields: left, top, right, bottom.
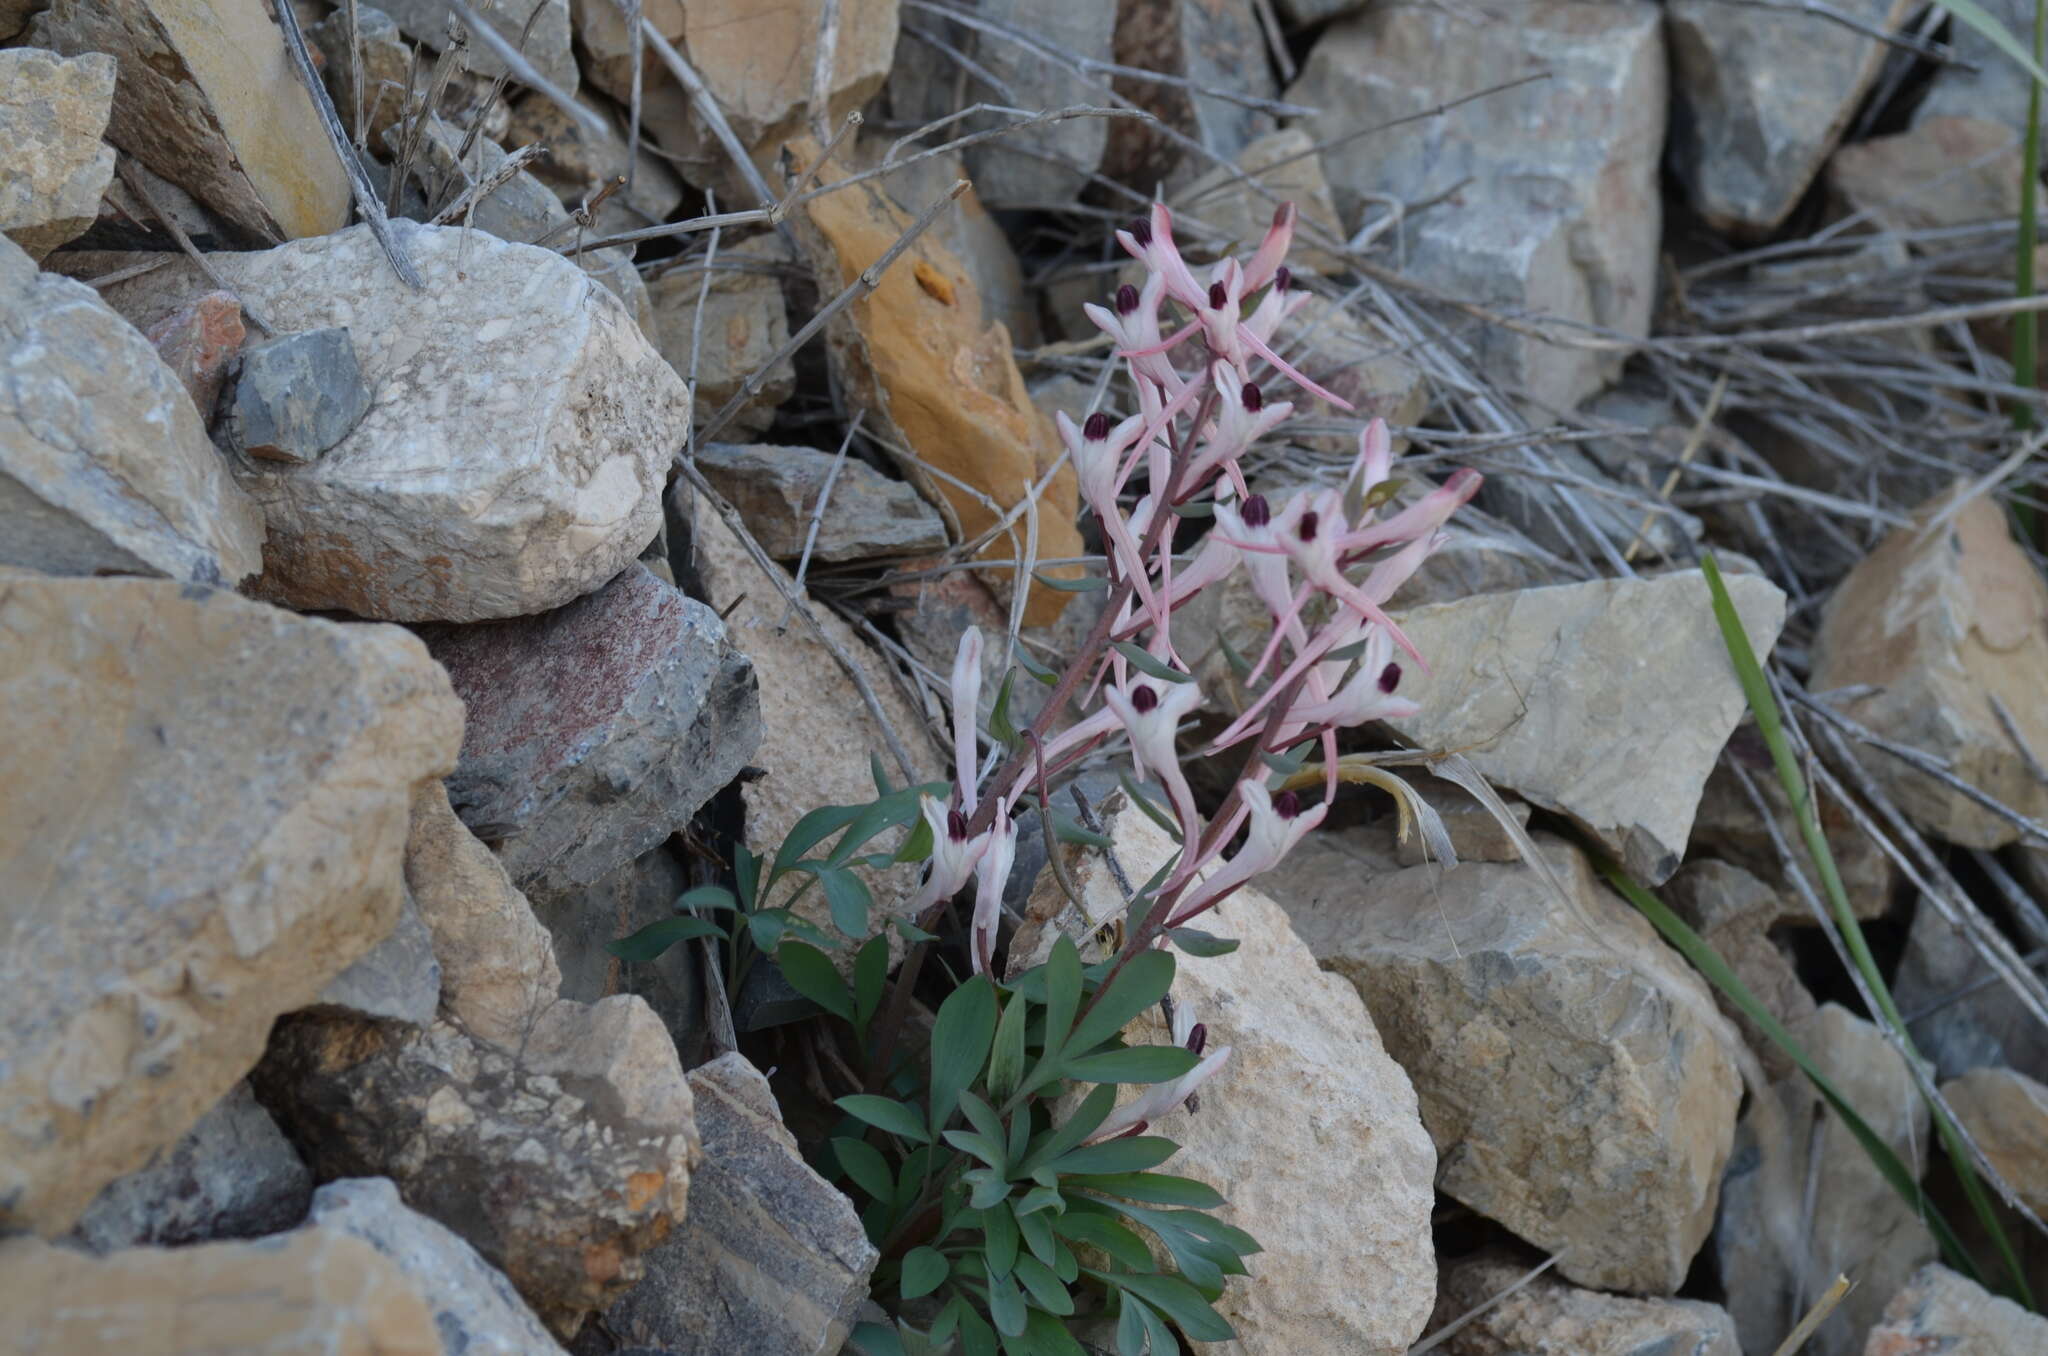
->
left=1115, top=282, right=1140, bottom=315
left=1129, top=683, right=1159, bottom=714
left=1272, top=202, right=1292, bottom=228
left=1186, top=1022, right=1208, bottom=1056
left=1378, top=662, right=1402, bottom=694
left=1273, top=265, right=1292, bottom=294
left=1083, top=411, right=1112, bottom=441
left=1274, top=789, right=1302, bottom=819
left=1207, top=281, right=1228, bottom=310
left=1296, top=510, right=1320, bottom=542
left=1129, top=217, right=1153, bottom=246
left=947, top=809, right=968, bottom=841
left=1241, top=494, right=1271, bottom=529
left=1241, top=381, right=1263, bottom=413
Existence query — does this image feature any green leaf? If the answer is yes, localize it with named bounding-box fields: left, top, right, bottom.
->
left=1115, top=1297, right=1152, bottom=1356
left=833, top=1137, right=894, bottom=1203
left=734, top=843, right=761, bottom=911
left=1260, top=738, right=1317, bottom=779
left=1015, top=1196, right=1059, bottom=1265
left=967, top=1168, right=1012, bottom=1210
left=1169, top=499, right=1215, bottom=518
left=1044, top=1137, right=1177, bottom=1177
left=675, top=884, right=740, bottom=912
left=779, top=942, right=854, bottom=1021
left=1165, top=926, right=1238, bottom=957
left=748, top=908, right=788, bottom=953
left=1049, top=809, right=1111, bottom=847
left=1033, top=570, right=1108, bottom=591
left=958, top=1090, right=1008, bottom=1153
left=989, top=669, right=1020, bottom=747
left=891, top=810, right=936, bottom=865
left=1065, top=949, right=1177, bottom=1056
left=1043, top=937, right=1083, bottom=1052
left=981, top=1202, right=1021, bottom=1277
left=1063, top=1045, right=1200, bottom=1084
left=987, top=991, right=1029, bottom=1101
left=836, top=1095, right=931, bottom=1143
left=901, top=1247, right=949, bottom=1300
left=1072, top=1172, right=1225, bottom=1208
left=930, top=976, right=998, bottom=1134
left=955, top=1301, right=998, bottom=1356
left=802, top=864, right=873, bottom=938
left=853, top=936, right=890, bottom=1032
left=851, top=1320, right=908, bottom=1356
left=1110, top=640, right=1193, bottom=684
left=1052, top=1210, right=1154, bottom=1271
left=773, top=804, right=870, bottom=882
left=826, top=786, right=943, bottom=869
left=605, top=914, right=725, bottom=961
left=1014, top=1184, right=1066, bottom=1217
left=1946, top=0, right=2048, bottom=92
left=944, top=1128, right=1010, bottom=1171
left=986, top=1265, right=1028, bottom=1337
left=1051, top=1239, right=1078, bottom=1284
left=1020, top=1083, right=1116, bottom=1176
left=1015, top=648, right=1059, bottom=685
left=1098, top=1272, right=1234, bottom=1342
left=1012, top=1255, right=1074, bottom=1316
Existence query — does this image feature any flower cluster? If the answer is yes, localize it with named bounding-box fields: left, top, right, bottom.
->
left=916, top=201, right=1479, bottom=1124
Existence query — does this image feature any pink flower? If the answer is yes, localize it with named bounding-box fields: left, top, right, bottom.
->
left=1102, top=671, right=1205, bottom=841
left=1082, top=1001, right=1232, bottom=1143
left=1286, top=628, right=1420, bottom=729
left=912, top=793, right=992, bottom=914
left=969, top=805, right=1018, bottom=976
left=951, top=626, right=984, bottom=813
left=1170, top=782, right=1326, bottom=923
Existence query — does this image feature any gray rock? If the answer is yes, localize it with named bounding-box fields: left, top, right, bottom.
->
left=420, top=563, right=760, bottom=903
left=314, top=887, right=443, bottom=1026
left=1691, top=745, right=1897, bottom=922
left=539, top=843, right=706, bottom=1066
left=647, top=239, right=794, bottom=441
left=1663, top=860, right=1818, bottom=1081
left=697, top=443, right=947, bottom=563
left=307, top=4, right=413, bottom=151
left=598, top=1053, right=877, bottom=1356
left=1388, top=570, right=1789, bottom=885
left=1100, top=0, right=1277, bottom=190
left=1431, top=1249, right=1740, bottom=1355
left=0, top=48, right=117, bottom=261
left=1668, top=0, right=1914, bottom=236
left=0, top=237, right=265, bottom=585
left=1386, top=502, right=1563, bottom=609
left=225, top=327, right=374, bottom=465
left=67, top=1082, right=312, bottom=1253
left=1865, top=1263, right=2048, bottom=1353
left=1717, top=1005, right=1936, bottom=1356
left=376, top=0, right=577, bottom=94
left=1391, top=771, right=1530, bottom=867
left=309, top=1176, right=564, bottom=1355
left=1279, top=835, right=1742, bottom=1295
left=1895, top=891, right=2048, bottom=1084
left=1828, top=116, right=2026, bottom=236
left=1944, top=1066, right=2048, bottom=1220
left=1289, top=2, right=1664, bottom=411
left=504, top=89, right=684, bottom=238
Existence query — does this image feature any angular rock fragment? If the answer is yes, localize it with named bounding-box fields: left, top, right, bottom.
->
left=1175, top=128, right=1348, bottom=277
left=310, top=1176, right=564, bottom=1355
left=543, top=843, right=706, bottom=1061
left=1663, top=860, right=1818, bottom=1080
left=1829, top=117, right=2025, bottom=236
left=313, top=888, right=443, bottom=1026
left=1692, top=742, right=1897, bottom=921
left=1, top=238, right=263, bottom=585
left=599, top=1054, right=878, bottom=1356
left=0, top=1226, right=443, bottom=1354
left=1868, top=1263, right=2048, bottom=1353
left=144, top=289, right=246, bottom=418
left=697, top=443, right=947, bottom=563
left=1102, top=0, right=1278, bottom=190
left=378, top=0, right=578, bottom=94
left=421, top=563, right=760, bottom=902
left=1811, top=485, right=2048, bottom=849
left=0, top=47, right=117, bottom=260
left=0, top=572, right=462, bottom=1235
left=1388, top=570, right=1788, bottom=884
left=648, top=238, right=795, bottom=439
left=1289, top=2, right=1663, bottom=410
left=307, top=4, right=413, bottom=150
left=1279, top=835, right=1743, bottom=1294
left=98, top=223, right=690, bottom=621
left=1431, top=1249, right=1741, bottom=1355
left=1944, top=1067, right=2048, bottom=1217
left=224, top=327, right=373, bottom=464
left=1391, top=774, right=1530, bottom=867
left=28, top=0, right=350, bottom=241
left=1894, top=891, right=2048, bottom=1083
left=67, top=1082, right=312, bottom=1254
left=505, top=88, right=685, bottom=236
left=1718, top=1005, right=1936, bottom=1356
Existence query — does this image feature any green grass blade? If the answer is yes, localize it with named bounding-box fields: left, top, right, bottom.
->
left=1946, top=0, right=2048, bottom=91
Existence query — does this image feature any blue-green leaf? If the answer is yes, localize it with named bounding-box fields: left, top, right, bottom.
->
left=987, top=991, right=1029, bottom=1101
left=929, top=976, right=998, bottom=1134
left=674, top=884, right=740, bottom=912
left=779, top=942, right=853, bottom=1021
left=986, top=1265, right=1028, bottom=1337
left=980, top=1202, right=1020, bottom=1277
left=834, top=1136, right=894, bottom=1202
left=1043, top=1136, right=1177, bottom=1177
left=1011, top=1255, right=1073, bottom=1316
left=1063, top=1045, right=1198, bottom=1085
left=1052, top=1210, right=1153, bottom=1271
left=1165, top=926, right=1238, bottom=957
left=605, top=914, right=724, bottom=961
left=837, top=1095, right=931, bottom=1143
left=1097, top=1271, right=1233, bottom=1342
left=1111, top=641, right=1193, bottom=684
left=901, top=1246, right=948, bottom=1300
left=854, top=936, right=890, bottom=1032
left=1071, top=1172, right=1225, bottom=1208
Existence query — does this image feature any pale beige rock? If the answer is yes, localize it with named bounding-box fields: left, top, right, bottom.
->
left=504, top=88, right=684, bottom=236
left=0, top=237, right=264, bottom=585
left=1388, top=570, right=1789, bottom=884
left=1279, top=835, right=1743, bottom=1294
left=697, top=442, right=947, bottom=563
left=0, top=572, right=462, bottom=1235
left=1431, top=1249, right=1740, bottom=1355
left=1865, top=1262, right=2048, bottom=1354
left=1176, top=128, right=1347, bottom=276
left=1664, top=860, right=1818, bottom=1080
left=0, top=48, right=116, bottom=260
left=28, top=0, right=349, bottom=241
left=1944, top=1067, right=2048, bottom=1217
left=0, top=1226, right=443, bottom=1355
left=307, top=4, right=413, bottom=150
left=403, top=780, right=562, bottom=1051
left=1896, top=890, right=2048, bottom=1082
left=1692, top=745, right=1897, bottom=921
left=1719, top=1004, right=1936, bottom=1356
left=570, top=0, right=682, bottom=105
left=673, top=0, right=895, bottom=154
left=648, top=237, right=795, bottom=440
left=1829, top=117, right=2025, bottom=235
left=1811, top=485, right=2048, bottom=848
left=98, top=224, right=690, bottom=622
left=377, top=0, right=576, bottom=93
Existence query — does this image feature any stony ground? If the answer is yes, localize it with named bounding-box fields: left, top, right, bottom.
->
left=5, top=0, right=2048, bottom=1354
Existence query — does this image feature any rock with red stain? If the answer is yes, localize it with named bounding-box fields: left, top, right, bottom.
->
left=418, top=563, right=760, bottom=903
left=142, top=289, right=244, bottom=420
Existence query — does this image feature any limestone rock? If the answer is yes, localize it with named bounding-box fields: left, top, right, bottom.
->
left=307, top=4, right=413, bottom=150
left=67, top=1082, right=312, bottom=1254
left=144, top=288, right=246, bottom=418
left=599, top=1054, right=877, bottom=1355
left=1388, top=570, right=1788, bottom=884
left=0, top=1226, right=443, bottom=1354
left=1280, top=835, right=1743, bottom=1294
left=1176, top=128, right=1348, bottom=277
left=1829, top=117, right=2025, bottom=235
left=1866, top=1262, right=2048, bottom=1353
left=98, top=223, right=690, bottom=621
left=1894, top=891, right=2048, bottom=1082
left=0, top=238, right=264, bottom=585
left=1391, top=773, right=1530, bottom=867
left=697, top=443, right=947, bottom=563
left=1431, top=1249, right=1741, bottom=1355
left=1289, top=2, right=1663, bottom=411
left=1692, top=741, right=1897, bottom=921
left=256, top=999, right=700, bottom=1334
left=224, top=327, right=374, bottom=465
left=543, top=844, right=707, bottom=1067
left=0, top=48, right=116, bottom=260
left=1102, top=0, right=1278, bottom=191
left=1664, top=860, right=1818, bottom=1080
left=378, top=0, right=577, bottom=93
left=314, top=888, right=443, bottom=1026
left=1387, top=502, right=1562, bottom=609
left=28, top=0, right=349, bottom=241
left=0, top=572, right=462, bottom=1235
left=403, top=779, right=563, bottom=1051
left=1719, top=1004, right=1936, bottom=1356
left=310, top=1176, right=565, bottom=1355
left=647, top=238, right=794, bottom=440
left=504, top=88, right=685, bottom=236
left=1811, top=485, right=2048, bottom=849
left=1278, top=293, right=1431, bottom=451
left=859, top=144, right=1041, bottom=348
left=1944, top=1067, right=2048, bottom=1216
left=420, top=562, right=759, bottom=902
left=1668, top=0, right=1914, bottom=235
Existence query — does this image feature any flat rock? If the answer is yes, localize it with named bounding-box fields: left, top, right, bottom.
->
left=1101, top=0, right=1277, bottom=191
left=542, top=844, right=707, bottom=1065
left=0, top=48, right=117, bottom=260
left=1289, top=2, right=1663, bottom=411
left=1668, top=0, right=1913, bottom=236
left=1943, top=1067, right=2048, bottom=1217
left=225, top=327, right=373, bottom=464
left=1664, top=860, right=1818, bottom=1081
left=1388, top=569, right=1788, bottom=884
left=1, top=237, right=264, bottom=585
left=1829, top=117, right=2026, bottom=235
left=28, top=0, right=349, bottom=241
left=1718, top=1004, right=1936, bottom=1356
left=144, top=288, right=246, bottom=418
left=1175, top=128, right=1348, bottom=277
left=310, top=1176, right=564, bottom=1355
left=1811, top=485, right=2048, bottom=849
left=420, top=562, right=759, bottom=903
left=504, top=88, right=685, bottom=237
left=1894, top=890, right=2048, bottom=1082
left=66, top=1081, right=312, bottom=1254
left=598, top=1053, right=878, bottom=1356
left=377, top=0, right=577, bottom=93
left=1866, top=1262, right=2048, bottom=1353
left=97, top=223, right=690, bottom=621
left=697, top=443, right=947, bottom=563
left=0, top=572, right=462, bottom=1235
left=313, top=887, right=443, bottom=1026
left=1279, top=835, right=1743, bottom=1294
left=1391, top=771, right=1530, bottom=866
left=647, top=238, right=795, bottom=440
left=0, top=1225, right=442, bottom=1354
left=256, top=998, right=701, bottom=1335
left=1431, top=1249, right=1741, bottom=1355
